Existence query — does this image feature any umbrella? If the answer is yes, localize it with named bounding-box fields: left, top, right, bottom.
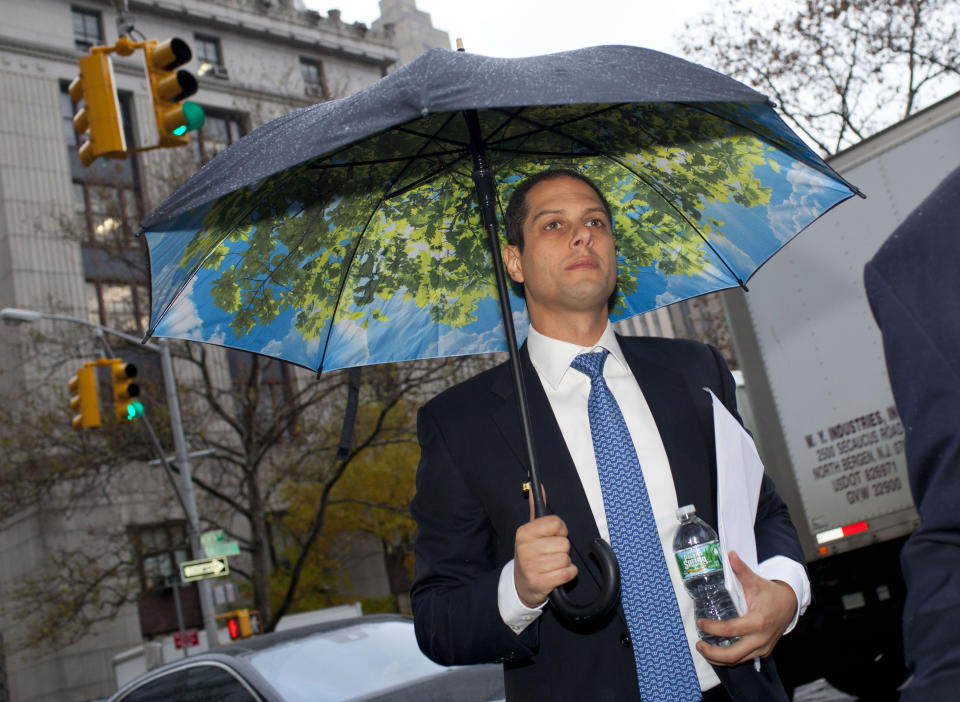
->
left=140, top=45, right=860, bottom=621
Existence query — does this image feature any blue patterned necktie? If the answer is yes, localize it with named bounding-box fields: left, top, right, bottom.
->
left=571, top=350, right=701, bottom=701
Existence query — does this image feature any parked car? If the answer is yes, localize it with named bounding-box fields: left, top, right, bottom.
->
left=108, top=614, right=505, bottom=702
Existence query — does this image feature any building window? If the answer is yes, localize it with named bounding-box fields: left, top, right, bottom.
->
left=129, top=522, right=189, bottom=591
left=192, top=111, right=244, bottom=165
left=61, top=88, right=80, bottom=146
left=87, top=280, right=150, bottom=334
left=75, top=181, right=141, bottom=243
left=194, top=33, right=223, bottom=74
left=72, top=6, right=103, bottom=52
left=300, top=58, right=326, bottom=99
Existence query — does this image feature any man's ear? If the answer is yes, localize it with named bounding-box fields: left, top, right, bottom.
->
left=503, top=245, right=524, bottom=284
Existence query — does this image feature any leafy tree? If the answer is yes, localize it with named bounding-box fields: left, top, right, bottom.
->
left=0, top=329, right=485, bottom=649
left=681, top=0, right=960, bottom=154
left=273, top=398, right=423, bottom=615
left=173, top=351, right=479, bottom=629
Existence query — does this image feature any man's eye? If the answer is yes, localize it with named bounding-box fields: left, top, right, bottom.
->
left=544, top=221, right=562, bottom=230
left=587, top=218, right=607, bottom=227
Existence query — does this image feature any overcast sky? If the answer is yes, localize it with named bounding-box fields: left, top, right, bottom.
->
left=302, top=0, right=716, bottom=59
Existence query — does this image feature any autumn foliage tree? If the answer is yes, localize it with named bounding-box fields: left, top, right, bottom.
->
left=0, top=328, right=484, bottom=649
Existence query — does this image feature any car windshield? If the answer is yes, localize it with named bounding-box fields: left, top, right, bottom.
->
left=246, top=620, right=450, bottom=702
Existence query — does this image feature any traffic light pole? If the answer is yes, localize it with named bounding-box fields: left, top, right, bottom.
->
left=0, top=308, right=220, bottom=649
left=159, top=339, right=220, bottom=649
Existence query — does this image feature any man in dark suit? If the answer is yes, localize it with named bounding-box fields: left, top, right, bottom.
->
left=864, top=164, right=960, bottom=702
left=410, top=169, right=809, bottom=701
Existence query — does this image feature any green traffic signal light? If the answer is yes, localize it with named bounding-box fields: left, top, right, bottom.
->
left=126, top=400, right=145, bottom=421
left=171, top=101, right=205, bottom=136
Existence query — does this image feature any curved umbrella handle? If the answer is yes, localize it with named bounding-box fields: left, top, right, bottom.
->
left=548, top=538, right=621, bottom=623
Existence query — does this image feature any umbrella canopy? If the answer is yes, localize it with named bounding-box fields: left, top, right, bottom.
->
left=141, top=45, right=858, bottom=372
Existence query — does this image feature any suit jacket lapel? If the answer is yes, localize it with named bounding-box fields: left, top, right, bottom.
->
left=489, top=345, right=605, bottom=587
left=620, top=337, right=719, bottom=529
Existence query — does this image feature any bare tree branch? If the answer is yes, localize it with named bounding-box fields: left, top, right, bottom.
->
left=681, top=0, right=960, bottom=155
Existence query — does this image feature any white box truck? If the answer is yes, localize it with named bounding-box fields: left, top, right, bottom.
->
left=721, top=91, right=960, bottom=698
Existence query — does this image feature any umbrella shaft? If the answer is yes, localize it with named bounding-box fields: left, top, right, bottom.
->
left=464, top=109, right=547, bottom=520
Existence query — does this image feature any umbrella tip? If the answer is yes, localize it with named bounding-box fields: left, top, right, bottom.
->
left=456, top=38, right=465, bottom=52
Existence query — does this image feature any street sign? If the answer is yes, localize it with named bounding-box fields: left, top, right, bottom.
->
left=173, top=628, right=199, bottom=649
left=200, top=529, right=225, bottom=548
left=180, top=556, right=229, bottom=582
left=204, top=540, right=240, bottom=558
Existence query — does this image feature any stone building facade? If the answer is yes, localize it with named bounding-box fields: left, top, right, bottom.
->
left=0, top=2, right=448, bottom=700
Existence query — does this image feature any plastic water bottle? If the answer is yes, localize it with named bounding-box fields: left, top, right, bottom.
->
left=673, top=504, right=741, bottom=647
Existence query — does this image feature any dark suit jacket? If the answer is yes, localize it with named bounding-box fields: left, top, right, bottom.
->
left=410, top=334, right=803, bottom=701
left=864, top=164, right=960, bottom=702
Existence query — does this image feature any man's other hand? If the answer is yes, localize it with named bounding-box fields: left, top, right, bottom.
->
left=514, top=488, right=578, bottom=608
left=695, top=550, right=797, bottom=666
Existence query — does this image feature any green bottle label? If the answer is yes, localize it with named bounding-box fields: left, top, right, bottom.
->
left=675, top=540, right=724, bottom=580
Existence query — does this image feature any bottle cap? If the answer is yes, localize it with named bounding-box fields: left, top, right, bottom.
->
left=676, top=504, right=696, bottom=521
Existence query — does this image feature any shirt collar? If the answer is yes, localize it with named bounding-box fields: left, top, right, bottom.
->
left=526, top=320, right=630, bottom=390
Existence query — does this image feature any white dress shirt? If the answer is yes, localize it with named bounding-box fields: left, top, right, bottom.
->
left=497, top=322, right=809, bottom=690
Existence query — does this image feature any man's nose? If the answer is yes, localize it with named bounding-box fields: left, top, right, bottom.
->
left=571, top=223, right=592, bottom=247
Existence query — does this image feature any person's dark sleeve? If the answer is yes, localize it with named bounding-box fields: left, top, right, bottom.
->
left=865, top=258, right=960, bottom=702
left=409, top=404, right=537, bottom=666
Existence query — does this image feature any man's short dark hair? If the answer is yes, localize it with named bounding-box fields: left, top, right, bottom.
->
left=503, top=168, right=613, bottom=251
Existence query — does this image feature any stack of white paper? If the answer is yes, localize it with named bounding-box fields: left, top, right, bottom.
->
left=705, top=388, right=764, bottom=617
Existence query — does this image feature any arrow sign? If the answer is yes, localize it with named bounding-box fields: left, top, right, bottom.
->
left=180, top=556, right=230, bottom=583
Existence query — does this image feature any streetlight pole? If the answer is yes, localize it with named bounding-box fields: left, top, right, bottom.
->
left=157, top=338, right=219, bottom=646
left=0, top=307, right=220, bottom=649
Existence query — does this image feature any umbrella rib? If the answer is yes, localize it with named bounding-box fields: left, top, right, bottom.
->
left=315, top=114, right=464, bottom=373
left=470, top=106, right=530, bottom=146
left=144, top=168, right=307, bottom=341
left=617, top=153, right=748, bottom=287
left=689, top=104, right=864, bottom=197
left=484, top=104, right=627, bottom=148
left=392, top=126, right=469, bottom=149
left=607, top=153, right=748, bottom=288
left=386, top=108, right=540, bottom=198
left=487, top=147, right=604, bottom=157
left=239, top=202, right=320, bottom=302
left=306, top=148, right=469, bottom=170
left=506, top=109, right=748, bottom=288
left=394, top=107, right=528, bottom=153
left=309, top=111, right=466, bottom=171
left=386, top=107, right=620, bottom=199
left=382, top=153, right=471, bottom=200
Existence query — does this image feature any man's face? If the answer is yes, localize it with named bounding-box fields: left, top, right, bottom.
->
left=503, top=176, right=618, bottom=323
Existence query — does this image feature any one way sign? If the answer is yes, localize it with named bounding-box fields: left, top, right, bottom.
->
left=180, top=556, right=230, bottom=583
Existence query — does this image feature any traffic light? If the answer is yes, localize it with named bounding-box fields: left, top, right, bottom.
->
left=110, top=359, right=143, bottom=422
left=68, top=365, right=101, bottom=429
left=68, top=51, right=127, bottom=167
left=222, top=609, right=261, bottom=640
left=144, top=38, right=205, bottom=147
